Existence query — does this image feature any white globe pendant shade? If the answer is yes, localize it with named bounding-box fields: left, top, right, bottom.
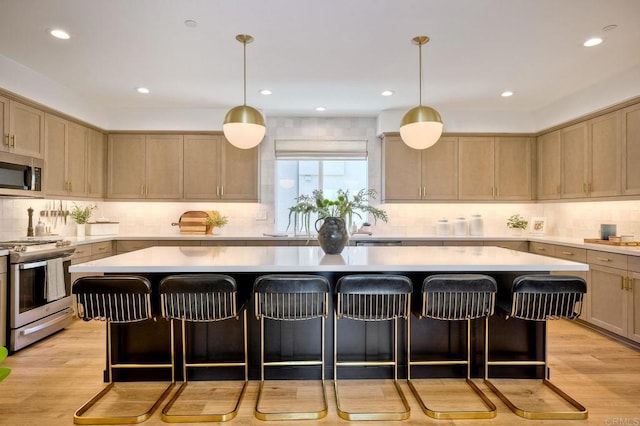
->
left=223, top=104, right=266, bottom=149
left=399, top=105, right=443, bottom=150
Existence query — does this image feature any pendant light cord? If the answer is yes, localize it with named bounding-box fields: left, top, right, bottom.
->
left=243, top=39, right=247, bottom=106
left=418, top=41, right=423, bottom=107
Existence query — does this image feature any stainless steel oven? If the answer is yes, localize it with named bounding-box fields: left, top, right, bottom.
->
left=3, top=240, right=76, bottom=352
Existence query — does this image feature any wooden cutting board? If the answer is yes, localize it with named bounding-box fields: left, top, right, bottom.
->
left=172, top=211, right=209, bottom=234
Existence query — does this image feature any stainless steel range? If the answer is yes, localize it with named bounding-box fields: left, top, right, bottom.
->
left=1, top=239, right=76, bottom=352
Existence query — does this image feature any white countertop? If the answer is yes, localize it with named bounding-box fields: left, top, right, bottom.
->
left=69, top=245, right=588, bottom=274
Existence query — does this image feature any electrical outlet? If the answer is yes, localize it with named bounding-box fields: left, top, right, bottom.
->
left=255, top=210, right=268, bottom=221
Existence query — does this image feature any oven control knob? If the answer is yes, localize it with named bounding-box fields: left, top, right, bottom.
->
left=56, top=239, right=71, bottom=247
left=12, top=245, right=26, bottom=252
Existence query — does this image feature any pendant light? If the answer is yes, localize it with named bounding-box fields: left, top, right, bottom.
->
left=400, top=36, right=443, bottom=150
left=223, top=34, right=266, bottom=149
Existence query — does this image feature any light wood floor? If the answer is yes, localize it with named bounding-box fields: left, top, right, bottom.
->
left=1, top=319, right=638, bottom=425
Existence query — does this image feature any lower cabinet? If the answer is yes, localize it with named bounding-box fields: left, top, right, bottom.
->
left=71, top=241, right=114, bottom=281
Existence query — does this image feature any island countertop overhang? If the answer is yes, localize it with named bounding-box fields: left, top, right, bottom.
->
left=69, top=245, right=588, bottom=274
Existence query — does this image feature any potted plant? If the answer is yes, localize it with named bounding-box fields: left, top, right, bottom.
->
left=507, top=214, right=528, bottom=235
left=203, top=211, right=228, bottom=235
left=70, top=203, right=96, bottom=237
left=287, top=188, right=388, bottom=254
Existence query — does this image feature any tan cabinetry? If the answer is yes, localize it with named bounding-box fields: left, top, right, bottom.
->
left=459, top=136, right=533, bottom=200
left=382, top=135, right=458, bottom=201
left=484, top=240, right=528, bottom=252
left=536, top=130, right=561, bottom=199
left=183, top=135, right=259, bottom=201
left=588, top=112, right=620, bottom=197
left=108, top=134, right=183, bottom=199
left=0, top=257, right=6, bottom=347
left=86, top=128, right=106, bottom=198
left=71, top=241, right=114, bottom=281
left=627, top=257, right=640, bottom=343
left=621, top=103, right=640, bottom=195
left=115, top=240, right=157, bottom=254
left=45, top=114, right=87, bottom=197
left=560, top=122, right=589, bottom=198
left=1, top=97, right=44, bottom=158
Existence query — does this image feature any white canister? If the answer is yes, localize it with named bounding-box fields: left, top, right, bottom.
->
left=469, top=214, right=484, bottom=236
left=436, top=219, right=451, bottom=236
left=453, top=217, right=468, bottom=236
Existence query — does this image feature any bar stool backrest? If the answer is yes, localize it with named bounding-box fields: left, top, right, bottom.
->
left=510, top=275, right=587, bottom=321
left=159, top=274, right=239, bottom=322
left=336, top=274, right=412, bottom=321
left=72, top=276, right=152, bottom=323
left=254, top=274, right=330, bottom=321
left=421, top=274, right=497, bottom=320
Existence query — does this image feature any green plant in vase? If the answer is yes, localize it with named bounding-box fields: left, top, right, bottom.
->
left=69, top=203, right=96, bottom=224
left=203, top=211, right=228, bottom=234
left=507, top=214, right=528, bottom=234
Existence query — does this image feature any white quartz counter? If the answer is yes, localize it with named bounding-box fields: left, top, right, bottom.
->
left=69, top=245, right=588, bottom=274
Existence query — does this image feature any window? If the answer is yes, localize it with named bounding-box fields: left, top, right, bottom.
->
left=275, top=159, right=368, bottom=233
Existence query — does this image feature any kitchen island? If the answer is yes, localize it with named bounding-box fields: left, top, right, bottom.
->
left=70, top=245, right=588, bottom=381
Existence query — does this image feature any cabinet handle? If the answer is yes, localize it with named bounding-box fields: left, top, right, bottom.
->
left=3, top=134, right=9, bottom=146
left=629, top=278, right=634, bottom=292
left=560, top=251, right=574, bottom=256
left=10, top=134, right=16, bottom=147
left=557, top=184, right=561, bottom=194
left=537, top=247, right=546, bottom=251
left=583, top=183, right=587, bottom=193
left=621, top=277, right=625, bottom=290
left=141, top=185, right=145, bottom=195
left=423, top=187, right=426, bottom=198
left=220, top=186, right=224, bottom=196
left=597, top=257, right=612, bottom=262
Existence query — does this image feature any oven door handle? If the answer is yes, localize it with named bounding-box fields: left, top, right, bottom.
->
left=21, top=311, right=72, bottom=336
left=18, top=260, right=48, bottom=270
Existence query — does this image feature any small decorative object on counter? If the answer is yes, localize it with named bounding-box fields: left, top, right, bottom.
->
left=470, top=214, right=484, bottom=236
left=436, top=219, right=450, bottom=235
left=453, top=217, right=468, bottom=236
left=35, top=220, right=46, bottom=237
left=27, top=207, right=34, bottom=237
left=203, top=210, right=228, bottom=235
left=69, top=203, right=97, bottom=238
left=507, top=214, right=528, bottom=235
left=600, top=224, right=617, bottom=240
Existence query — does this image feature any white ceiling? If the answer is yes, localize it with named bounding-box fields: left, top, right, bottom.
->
left=1, top=0, right=639, bottom=119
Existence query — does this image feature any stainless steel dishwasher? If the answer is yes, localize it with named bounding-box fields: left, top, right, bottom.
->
left=354, top=240, right=402, bottom=246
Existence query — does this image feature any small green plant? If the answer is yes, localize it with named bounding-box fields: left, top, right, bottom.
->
left=0, top=346, right=10, bottom=382
left=507, top=214, right=528, bottom=230
left=203, top=211, right=228, bottom=228
left=69, top=203, right=96, bottom=224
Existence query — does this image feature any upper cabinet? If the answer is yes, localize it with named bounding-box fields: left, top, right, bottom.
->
left=382, top=135, right=458, bottom=201
left=108, top=134, right=183, bottom=199
left=621, top=103, right=640, bottom=196
left=560, top=122, right=589, bottom=198
left=183, top=134, right=259, bottom=201
left=537, top=130, right=561, bottom=199
left=588, top=111, right=620, bottom=198
left=86, top=128, right=106, bottom=198
left=458, top=136, right=532, bottom=201
left=1, top=98, right=44, bottom=158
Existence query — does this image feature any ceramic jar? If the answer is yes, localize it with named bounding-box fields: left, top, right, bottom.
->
left=453, top=217, right=468, bottom=236
left=436, top=219, right=451, bottom=236
left=470, top=214, right=484, bottom=236
left=315, top=217, right=349, bottom=254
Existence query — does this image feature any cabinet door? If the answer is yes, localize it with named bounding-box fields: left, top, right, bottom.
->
left=621, top=103, right=640, bottom=195
left=537, top=130, right=561, bottom=199
left=495, top=136, right=532, bottom=200
left=0, top=269, right=5, bottom=347
left=458, top=137, right=494, bottom=200
left=422, top=136, right=458, bottom=200
left=629, top=272, right=640, bottom=343
left=0, top=96, right=8, bottom=152
left=108, top=134, right=146, bottom=199
left=44, top=114, right=68, bottom=196
left=67, top=122, right=87, bottom=196
left=87, top=128, right=106, bottom=198
left=382, top=135, right=422, bottom=201
left=561, top=122, right=589, bottom=198
left=183, top=134, right=221, bottom=199
left=589, top=264, right=627, bottom=336
left=220, top=137, right=259, bottom=200
left=145, top=135, right=183, bottom=199
left=589, top=112, right=620, bottom=197
left=8, top=100, right=44, bottom=158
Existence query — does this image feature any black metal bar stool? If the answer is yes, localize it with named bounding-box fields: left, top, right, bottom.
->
left=484, top=274, right=588, bottom=420
left=159, top=274, right=248, bottom=423
left=71, top=276, right=175, bottom=425
left=408, top=274, right=497, bottom=420
left=334, top=274, right=412, bottom=421
left=253, top=274, right=330, bottom=421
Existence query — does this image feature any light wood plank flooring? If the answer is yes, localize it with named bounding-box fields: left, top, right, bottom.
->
left=0, top=319, right=638, bottom=425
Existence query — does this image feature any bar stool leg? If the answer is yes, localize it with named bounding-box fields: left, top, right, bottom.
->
left=407, top=317, right=496, bottom=419
left=484, top=321, right=588, bottom=420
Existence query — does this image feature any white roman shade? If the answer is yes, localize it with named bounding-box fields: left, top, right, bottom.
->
left=274, top=139, right=367, bottom=159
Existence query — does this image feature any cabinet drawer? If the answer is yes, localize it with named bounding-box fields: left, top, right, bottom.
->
left=587, top=250, right=628, bottom=270
left=91, top=241, right=113, bottom=257
left=116, top=240, right=156, bottom=254
left=71, top=244, right=91, bottom=259
left=0, top=257, right=6, bottom=274
left=554, top=246, right=587, bottom=262
left=627, top=255, right=640, bottom=272
left=485, top=240, right=528, bottom=252
left=529, top=242, right=556, bottom=256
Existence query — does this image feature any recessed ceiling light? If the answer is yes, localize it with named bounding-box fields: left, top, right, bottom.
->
left=583, top=37, right=603, bottom=47
left=501, top=91, right=514, bottom=97
left=50, top=29, right=70, bottom=40
left=315, top=106, right=326, bottom=112
left=136, top=87, right=150, bottom=94
left=602, top=24, right=617, bottom=32
left=381, top=90, right=394, bottom=96
left=259, top=89, right=272, bottom=95
left=184, top=20, right=198, bottom=28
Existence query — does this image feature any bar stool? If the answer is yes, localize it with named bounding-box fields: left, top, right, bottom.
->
left=408, top=274, right=497, bottom=419
left=253, top=274, right=330, bottom=420
left=72, top=276, right=174, bottom=425
left=159, top=274, right=248, bottom=422
left=334, top=274, right=412, bottom=421
left=484, top=274, right=588, bottom=420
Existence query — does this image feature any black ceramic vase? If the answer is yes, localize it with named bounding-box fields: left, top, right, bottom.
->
left=315, top=217, right=349, bottom=254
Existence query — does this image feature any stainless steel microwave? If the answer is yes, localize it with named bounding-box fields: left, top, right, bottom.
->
left=0, top=151, right=43, bottom=197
